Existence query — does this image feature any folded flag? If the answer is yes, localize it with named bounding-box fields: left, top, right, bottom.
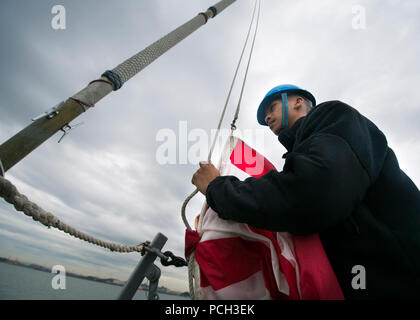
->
left=185, top=136, right=344, bottom=300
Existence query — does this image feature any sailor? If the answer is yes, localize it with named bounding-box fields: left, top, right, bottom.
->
left=191, top=84, right=420, bottom=299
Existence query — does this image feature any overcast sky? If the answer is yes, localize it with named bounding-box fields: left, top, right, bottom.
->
left=1, top=0, right=419, bottom=295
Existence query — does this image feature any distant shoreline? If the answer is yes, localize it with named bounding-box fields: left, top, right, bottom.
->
left=0, top=257, right=189, bottom=298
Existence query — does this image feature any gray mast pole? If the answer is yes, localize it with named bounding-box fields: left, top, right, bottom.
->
left=0, top=0, right=237, bottom=173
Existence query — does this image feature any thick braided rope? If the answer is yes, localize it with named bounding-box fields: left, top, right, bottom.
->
left=0, top=176, right=145, bottom=253
left=71, top=0, right=237, bottom=111
left=110, top=1, right=236, bottom=86
left=112, top=16, right=204, bottom=85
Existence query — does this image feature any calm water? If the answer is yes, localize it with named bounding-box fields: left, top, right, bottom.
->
left=0, top=262, right=188, bottom=300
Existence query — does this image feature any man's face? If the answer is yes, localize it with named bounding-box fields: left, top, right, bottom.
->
left=264, top=95, right=306, bottom=135
left=264, top=98, right=285, bottom=136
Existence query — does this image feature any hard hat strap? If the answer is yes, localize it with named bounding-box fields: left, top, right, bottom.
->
left=281, top=93, right=289, bottom=129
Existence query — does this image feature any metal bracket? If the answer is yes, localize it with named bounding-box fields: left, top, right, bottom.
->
left=145, top=264, right=161, bottom=300
left=143, top=244, right=170, bottom=263
left=117, top=232, right=168, bottom=300
left=58, top=122, right=84, bottom=143
left=31, top=101, right=64, bottom=122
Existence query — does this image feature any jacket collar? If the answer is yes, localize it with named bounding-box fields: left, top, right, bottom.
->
left=277, top=116, right=305, bottom=151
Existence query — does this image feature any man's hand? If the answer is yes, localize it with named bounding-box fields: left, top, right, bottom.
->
left=192, top=161, right=221, bottom=195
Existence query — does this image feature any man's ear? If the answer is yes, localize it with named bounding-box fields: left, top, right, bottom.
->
left=293, top=96, right=304, bottom=110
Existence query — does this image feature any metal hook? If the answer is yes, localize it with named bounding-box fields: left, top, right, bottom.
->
left=58, top=122, right=84, bottom=143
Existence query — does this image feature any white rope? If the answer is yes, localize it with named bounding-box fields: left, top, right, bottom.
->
left=187, top=251, right=202, bottom=300
left=183, top=0, right=262, bottom=300
left=0, top=175, right=146, bottom=253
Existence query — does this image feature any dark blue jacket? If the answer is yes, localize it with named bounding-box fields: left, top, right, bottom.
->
left=206, top=100, right=420, bottom=299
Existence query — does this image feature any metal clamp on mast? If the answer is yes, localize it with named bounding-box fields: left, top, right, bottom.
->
left=31, top=101, right=64, bottom=122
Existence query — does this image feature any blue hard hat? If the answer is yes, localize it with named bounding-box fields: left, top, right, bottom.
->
left=257, top=84, right=316, bottom=126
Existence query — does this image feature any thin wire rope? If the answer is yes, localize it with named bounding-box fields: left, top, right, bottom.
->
left=187, top=0, right=261, bottom=299
left=207, top=0, right=258, bottom=161
left=181, top=0, right=261, bottom=231
left=231, top=0, right=261, bottom=130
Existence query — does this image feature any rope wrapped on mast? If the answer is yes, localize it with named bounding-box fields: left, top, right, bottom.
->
left=0, top=0, right=237, bottom=173
left=72, top=0, right=237, bottom=108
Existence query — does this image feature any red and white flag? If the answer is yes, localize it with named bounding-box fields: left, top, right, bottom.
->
left=185, top=136, right=344, bottom=300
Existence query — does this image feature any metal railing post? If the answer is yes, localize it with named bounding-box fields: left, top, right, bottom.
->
left=145, top=264, right=161, bottom=300
left=117, top=232, right=167, bottom=300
